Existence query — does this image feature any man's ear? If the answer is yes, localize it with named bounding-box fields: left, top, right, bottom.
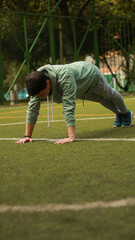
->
left=46, top=79, right=50, bottom=86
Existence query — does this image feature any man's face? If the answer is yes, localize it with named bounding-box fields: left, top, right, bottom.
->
left=37, top=80, right=51, bottom=99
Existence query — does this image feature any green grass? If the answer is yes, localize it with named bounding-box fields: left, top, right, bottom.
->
left=0, top=207, right=135, bottom=240
left=0, top=96, right=135, bottom=240
left=0, top=140, right=135, bottom=205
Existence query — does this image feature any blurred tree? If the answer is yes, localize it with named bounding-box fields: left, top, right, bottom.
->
left=1, top=0, right=135, bottom=91
left=4, top=61, right=27, bottom=91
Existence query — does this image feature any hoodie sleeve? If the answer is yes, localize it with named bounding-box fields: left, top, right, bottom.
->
left=59, top=73, right=77, bottom=127
left=26, top=96, right=41, bottom=124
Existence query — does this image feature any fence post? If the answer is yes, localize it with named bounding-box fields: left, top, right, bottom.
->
left=92, top=0, right=99, bottom=67
left=24, top=15, right=30, bottom=74
left=72, top=20, right=79, bottom=61
left=0, top=38, right=4, bottom=105
left=48, top=0, right=56, bottom=64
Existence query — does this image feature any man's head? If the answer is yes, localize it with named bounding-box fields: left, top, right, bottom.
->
left=26, top=71, right=50, bottom=97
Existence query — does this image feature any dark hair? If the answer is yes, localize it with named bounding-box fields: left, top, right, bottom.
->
left=26, top=71, right=48, bottom=96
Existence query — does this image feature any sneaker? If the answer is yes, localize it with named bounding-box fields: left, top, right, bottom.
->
left=121, top=109, right=133, bottom=127
left=112, top=113, right=122, bottom=127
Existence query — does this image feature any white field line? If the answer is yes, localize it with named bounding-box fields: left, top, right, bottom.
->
left=0, top=198, right=135, bottom=213
left=0, top=121, right=26, bottom=126
left=125, top=98, right=135, bottom=100
left=0, top=117, right=116, bottom=126
left=1, top=137, right=135, bottom=142
left=0, top=116, right=135, bottom=126
left=116, top=98, right=135, bottom=101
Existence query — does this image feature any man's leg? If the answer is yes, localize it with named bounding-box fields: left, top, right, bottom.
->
left=94, top=75, right=127, bottom=113
left=86, top=75, right=133, bottom=127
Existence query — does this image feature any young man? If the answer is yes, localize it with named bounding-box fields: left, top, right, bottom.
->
left=16, top=61, right=133, bottom=144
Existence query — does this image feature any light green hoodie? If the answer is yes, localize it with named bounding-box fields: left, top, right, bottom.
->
left=26, top=61, right=101, bottom=127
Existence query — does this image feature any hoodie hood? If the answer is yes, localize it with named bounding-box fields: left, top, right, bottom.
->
left=38, top=64, right=62, bottom=103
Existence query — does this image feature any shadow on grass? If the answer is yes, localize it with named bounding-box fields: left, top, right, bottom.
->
left=29, top=125, right=135, bottom=143
left=77, top=125, right=135, bottom=139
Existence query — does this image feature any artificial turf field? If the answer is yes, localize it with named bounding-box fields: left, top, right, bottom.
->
left=0, top=96, right=135, bottom=240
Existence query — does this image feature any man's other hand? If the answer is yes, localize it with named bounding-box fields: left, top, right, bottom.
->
left=54, top=137, right=75, bottom=144
left=15, top=137, right=33, bottom=144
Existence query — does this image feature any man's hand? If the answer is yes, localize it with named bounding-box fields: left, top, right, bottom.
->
left=16, top=123, right=35, bottom=144
left=54, top=126, right=75, bottom=144
left=54, top=137, right=75, bottom=144
left=15, top=137, right=33, bottom=144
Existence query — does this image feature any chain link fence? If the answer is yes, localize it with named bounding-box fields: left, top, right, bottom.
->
left=0, top=10, right=135, bottom=104
left=97, top=15, right=135, bottom=93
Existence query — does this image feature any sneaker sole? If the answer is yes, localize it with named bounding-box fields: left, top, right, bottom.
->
left=112, top=125, right=121, bottom=128
left=121, top=112, right=133, bottom=128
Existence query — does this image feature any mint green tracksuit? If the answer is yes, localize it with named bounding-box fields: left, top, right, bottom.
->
left=26, top=61, right=127, bottom=127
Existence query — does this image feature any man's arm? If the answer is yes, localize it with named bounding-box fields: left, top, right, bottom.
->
left=54, top=74, right=77, bottom=144
left=25, top=123, right=35, bottom=137
left=16, top=95, right=40, bottom=144
left=54, top=126, right=75, bottom=144
left=16, top=123, right=35, bottom=144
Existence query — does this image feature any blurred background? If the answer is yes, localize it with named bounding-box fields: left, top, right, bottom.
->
left=0, top=0, right=135, bottom=104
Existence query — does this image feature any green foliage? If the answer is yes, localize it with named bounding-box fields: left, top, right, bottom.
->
left=4, top=61, right=27, bottom=91
left=0, top=0, right=135, bottom=92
